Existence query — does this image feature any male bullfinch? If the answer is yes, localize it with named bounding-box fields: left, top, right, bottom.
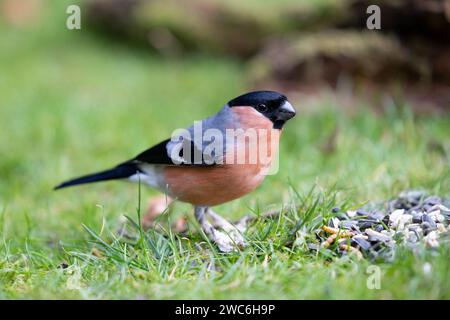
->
left=55, top=91, right=296, bottom=252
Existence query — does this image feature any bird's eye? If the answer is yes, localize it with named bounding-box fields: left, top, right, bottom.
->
left=256, top=103, right=268, bottom=112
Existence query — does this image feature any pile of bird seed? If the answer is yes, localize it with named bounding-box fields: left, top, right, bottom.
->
left=311, top=190, right=450, bottom=261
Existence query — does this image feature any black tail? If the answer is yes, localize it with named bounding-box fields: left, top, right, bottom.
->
left=54, top=163, right=139, bottom=190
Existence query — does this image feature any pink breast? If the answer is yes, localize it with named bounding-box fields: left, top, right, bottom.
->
left=163, top=165, right=265, bottom=206
left=162, top=107, right=281, bottom=206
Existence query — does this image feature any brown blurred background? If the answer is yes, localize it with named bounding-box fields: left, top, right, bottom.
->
left=84, top=0, right=450, bottom=113
left=3, top=0, right=449, bottom=113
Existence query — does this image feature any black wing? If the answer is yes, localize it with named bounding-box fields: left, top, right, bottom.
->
left=54, top=138, right=216, bottom=190
left=131, top=138, right=217, bottom=166
left=134, top=138, right=174, bottom=164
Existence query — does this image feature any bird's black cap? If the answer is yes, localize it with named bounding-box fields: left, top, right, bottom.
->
left=228, top=90, right=287, bottom=107
left=228, top=90, right=295, bottom=129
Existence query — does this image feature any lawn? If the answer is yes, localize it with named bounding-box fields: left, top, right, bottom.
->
left=0, top=1, right=449, bottom=299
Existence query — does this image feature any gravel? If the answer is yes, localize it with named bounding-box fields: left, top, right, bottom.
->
left=309, top=190, right=450, bottom=261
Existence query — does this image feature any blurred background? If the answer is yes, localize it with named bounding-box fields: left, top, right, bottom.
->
left=1, top=0, right=449, bottom=221
left=0, top=0, right=449, bottom=299
left=82, top=0, right=450, bottom=112
left=1, top=0, right=449, bottom=216
left=5, top=0, right=449, bottom=108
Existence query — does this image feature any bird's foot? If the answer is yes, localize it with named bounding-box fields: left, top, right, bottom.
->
left=209, top=229, right=240, bottom=252
left=195, top=206, right=246, bottom=253
left=207, top=209, right=246, bottom=252
left=234, top=215, right=250, bottom=233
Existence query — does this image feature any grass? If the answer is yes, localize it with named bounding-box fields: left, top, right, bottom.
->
left=0, top=1, right=449, bottom=299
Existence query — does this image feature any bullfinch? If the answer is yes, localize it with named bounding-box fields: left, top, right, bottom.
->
left=55, top=91, right=296, bottom=252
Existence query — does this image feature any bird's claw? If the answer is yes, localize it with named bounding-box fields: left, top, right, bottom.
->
left=206, top=210, right=246, bottom=252
left=211, top=227, right=246, bottom=252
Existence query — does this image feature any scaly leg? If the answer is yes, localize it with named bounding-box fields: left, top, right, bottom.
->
left=194, top=206, right=244, bottom=252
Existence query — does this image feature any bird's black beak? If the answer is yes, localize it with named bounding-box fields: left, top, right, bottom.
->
left=272, top=101, right=296, bottom=129
left=277, top=101, right=296, bottom=121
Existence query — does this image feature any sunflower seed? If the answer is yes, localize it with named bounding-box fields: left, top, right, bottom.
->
left=389, top=209, right=405, bottom=227
left=411, top=210, right=423, bottom=223
left=366, top=229, right=392, bottom=242
left=368, top=210, right=385, bottom=221
left=424, top=196, right=441, bottom=206
left=346, top=210, right=357, bottom=218
left=352, top=236, right=372, bottom=250
left=341, top=220, right=358, bottom=229
left=424, top=231, right=439, bottom=248
left=332, top=207, right=340, bottom=213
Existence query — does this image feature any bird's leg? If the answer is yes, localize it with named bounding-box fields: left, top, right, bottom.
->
left=194, top=206, right=243, bottom=252
left=206, top=208, right=246, bottom=249
left=194, top=206, right=215, bottom=238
